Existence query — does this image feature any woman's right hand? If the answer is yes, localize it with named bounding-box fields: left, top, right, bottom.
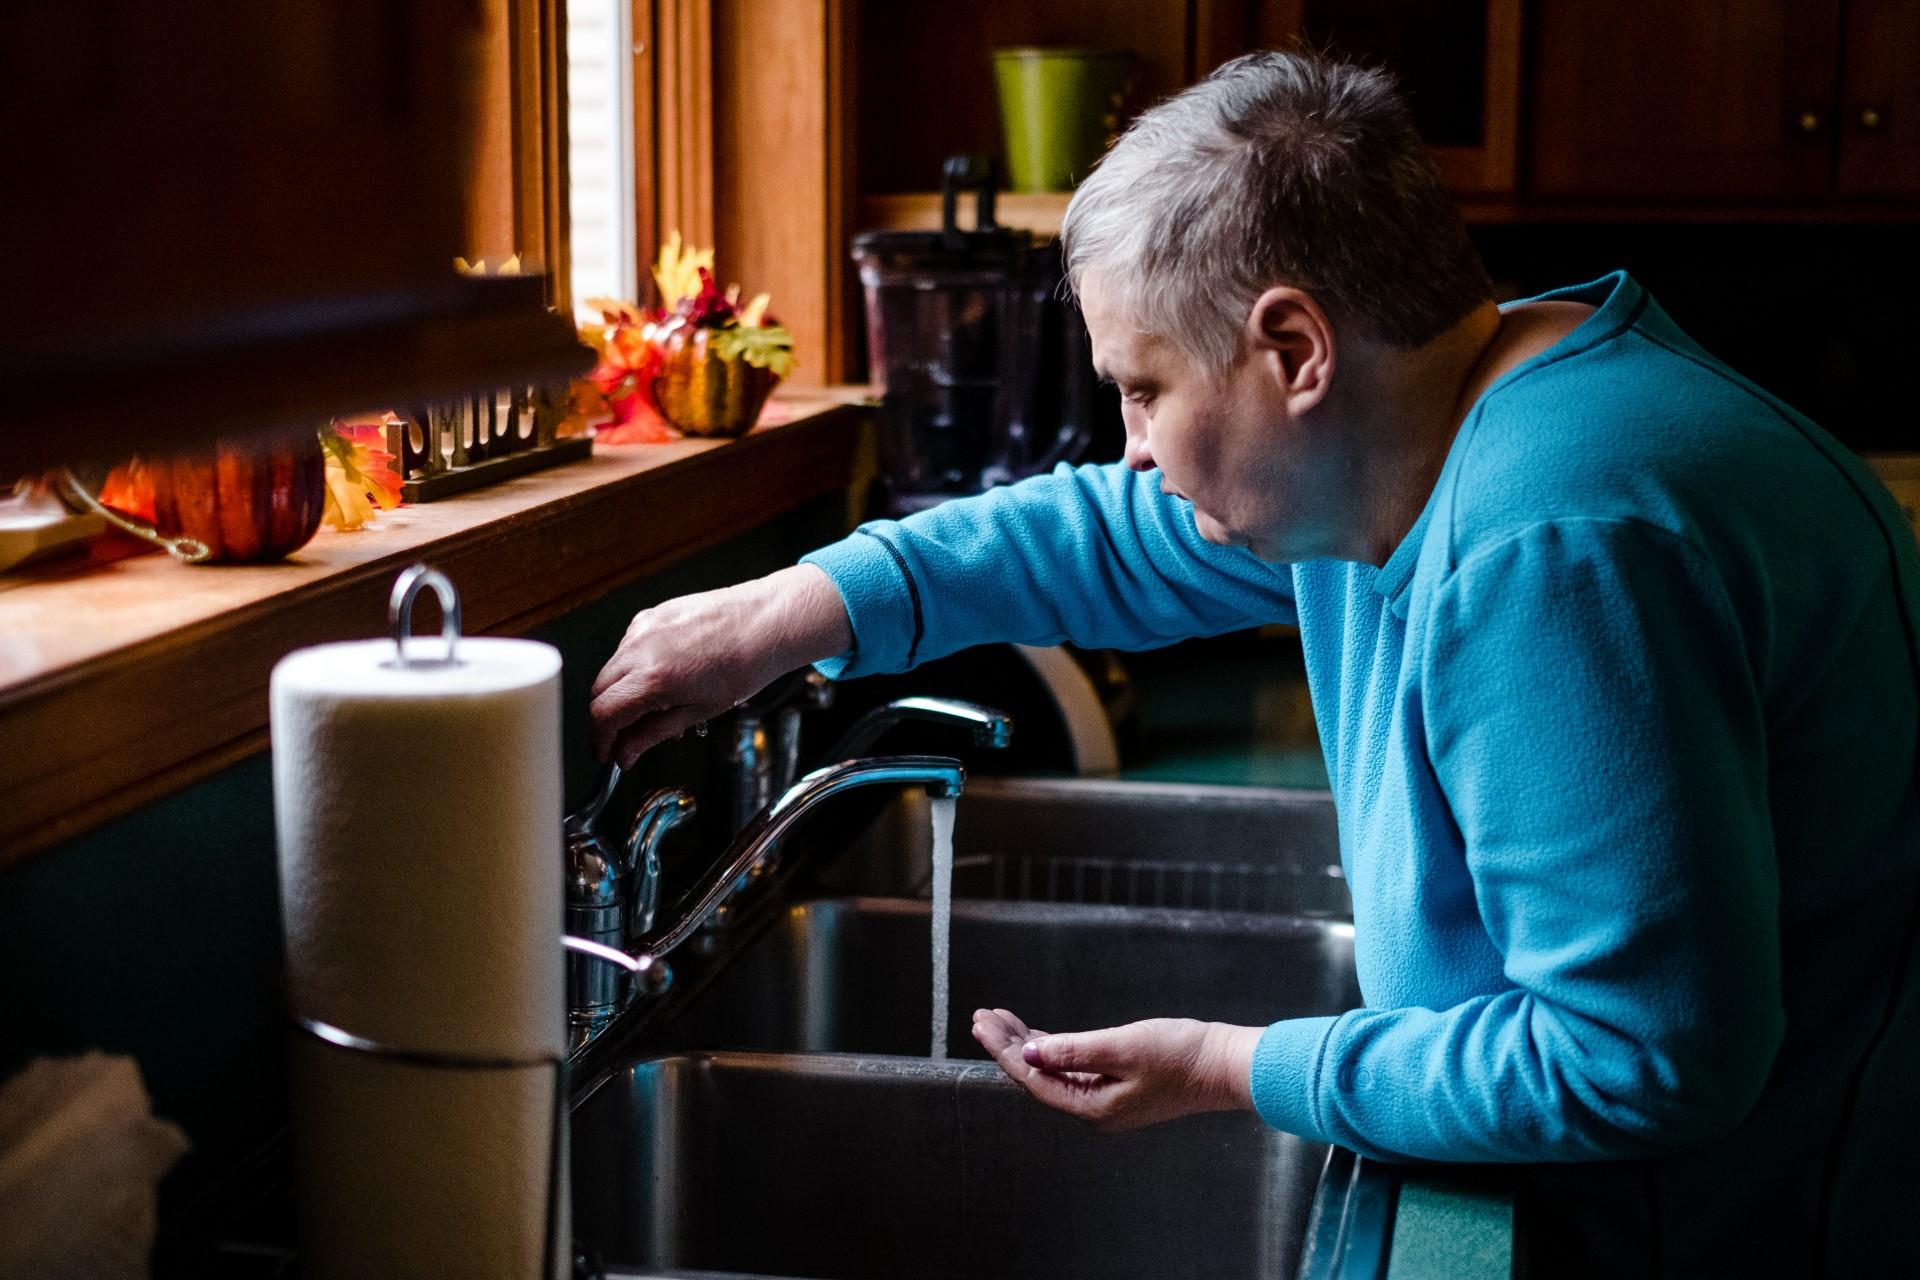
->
left=589, top=564, right=852, bottom=768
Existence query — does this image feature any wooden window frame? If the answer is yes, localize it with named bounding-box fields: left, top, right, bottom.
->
left=463, top=0, right=573, bottom=309
left=629, top=0, right=855, bottom=387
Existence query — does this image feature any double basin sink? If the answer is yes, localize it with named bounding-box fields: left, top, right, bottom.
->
left=570, top=778, right=1358, bottom=1280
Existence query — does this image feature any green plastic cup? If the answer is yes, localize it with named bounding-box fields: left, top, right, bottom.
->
left=992, top=48, right=1133, bottom=193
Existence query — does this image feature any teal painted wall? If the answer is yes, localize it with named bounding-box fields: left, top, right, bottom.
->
left=0, top=497, right=849, bottom=1207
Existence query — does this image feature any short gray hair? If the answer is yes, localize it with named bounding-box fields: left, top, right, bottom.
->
left=1062, top=50, right=1492, bottom=368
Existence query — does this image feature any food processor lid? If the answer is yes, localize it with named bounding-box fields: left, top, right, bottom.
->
left=851, top=224, right=1030, bottom=262
left=852, top=155, right=1034, bottom=265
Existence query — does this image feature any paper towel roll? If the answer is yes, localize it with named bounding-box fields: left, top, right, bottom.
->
left=288, top=1035, right=564, bottom=1279
left=271, top=636, right=564, bottom=1058
left=270, top=635, right=568, bottom=1279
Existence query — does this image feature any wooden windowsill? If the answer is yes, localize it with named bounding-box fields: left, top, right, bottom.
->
left=0, top=393, right=872, bottom=867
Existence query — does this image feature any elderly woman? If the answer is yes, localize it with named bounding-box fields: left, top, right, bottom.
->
left=592, top=51, right=1919, bottom=1277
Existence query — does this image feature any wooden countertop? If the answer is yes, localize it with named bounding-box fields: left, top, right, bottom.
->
left=0, top=393, right=871, bottom=866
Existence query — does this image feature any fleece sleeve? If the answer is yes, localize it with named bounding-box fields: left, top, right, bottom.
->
left=799, top=462, right=1298, bottom=678
left=1250, top=518, right=1785, bottom=1162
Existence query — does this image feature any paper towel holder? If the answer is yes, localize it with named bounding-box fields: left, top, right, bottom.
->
left=292, top=1012, right=578, bottom=1278
left=388, top=562, right=463, bottom=668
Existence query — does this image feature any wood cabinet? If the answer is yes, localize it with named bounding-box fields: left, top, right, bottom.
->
left=1529, top=0, right=1919, bottom=202
left=831, top=1, right=1920, bottom=231
left=1276, top=0, right=1523, bottom=195
left=1836, top=0, right=1920, bottom=197
left=852, top=0, right=1522, bottom=203
left=702, top=0, right=1919, bottom=385
left=855, top=0, right=1195, bottom=199
left=0, top=0, right=588, bottom=475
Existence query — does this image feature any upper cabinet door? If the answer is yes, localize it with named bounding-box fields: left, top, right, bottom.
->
left=1270, top=0, right=1523, bottom=195
left=1528, top=0, right=1844, bottom=200
left=1836, top=0, right=1920, bottom=197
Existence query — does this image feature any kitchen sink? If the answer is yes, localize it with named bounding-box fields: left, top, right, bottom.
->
left=568, top=781, right=1368, bottom=1280
left=661, top=896, right=1360, bottom=1058
left=571, top=1052, right=1331, bottom=1280
left=809, top=778, right=1350, bottom=917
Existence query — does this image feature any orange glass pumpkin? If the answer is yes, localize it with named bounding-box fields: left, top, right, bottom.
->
left=148, top=432, right=326, bottom=564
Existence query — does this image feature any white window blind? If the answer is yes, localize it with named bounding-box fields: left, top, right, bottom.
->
left=567, top=0, right=637, bottom=319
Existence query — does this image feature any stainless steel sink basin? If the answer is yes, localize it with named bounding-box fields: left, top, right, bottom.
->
left=811, top=777, right=1350, bottom=917
left=663, top=896, right=1360, bottom=1057
left=571, top=784, right=1363, bottom=1279
left=571, top=1052, right=1330, bottom=1280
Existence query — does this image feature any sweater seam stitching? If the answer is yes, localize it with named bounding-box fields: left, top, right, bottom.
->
left=1424, top=516, right=1750, bottom=761
left=1444, top=289, right=1651, bottom=575
left=1307, top=1013, right=1339, bottom=1138
left=1442, top=515, right=1716, bottom=586
left=856, top=528, right=924, bottom=668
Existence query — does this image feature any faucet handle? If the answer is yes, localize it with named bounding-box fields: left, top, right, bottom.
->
left=567, top=761, right=625, bottom=836
left=740, top=667, right=836, bottom=716
left=563, top=775, right=692, bottom=1050
left=625, top=788, right=696, bottom=939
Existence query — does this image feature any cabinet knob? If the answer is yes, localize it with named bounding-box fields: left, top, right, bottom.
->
left=1859, top=105, right=1884, bottom=131
left=1797, top=109, right=1822, bottom=134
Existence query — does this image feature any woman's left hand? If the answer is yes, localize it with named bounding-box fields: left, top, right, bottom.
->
left=970, top=1007, right=1264, bottom=1132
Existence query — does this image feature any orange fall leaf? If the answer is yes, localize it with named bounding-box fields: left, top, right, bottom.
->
left=97, top=458, right=157, bottom=524
left=322, top=419, right=405, bottom=531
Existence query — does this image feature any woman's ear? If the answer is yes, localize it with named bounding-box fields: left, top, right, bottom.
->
left=1246, top=287, right=1334, bottom=414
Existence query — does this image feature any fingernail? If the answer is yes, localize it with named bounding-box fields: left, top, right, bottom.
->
left=1023, top=1039, right=1044, bottom=1066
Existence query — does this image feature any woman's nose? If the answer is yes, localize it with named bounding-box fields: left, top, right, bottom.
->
left=1122, top=417, right=1154, bottom=472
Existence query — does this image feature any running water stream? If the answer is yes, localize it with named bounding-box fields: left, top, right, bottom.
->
left=929, top=795, right=956, bottom=1059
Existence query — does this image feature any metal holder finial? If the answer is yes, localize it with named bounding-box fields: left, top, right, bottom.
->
left=388, top=564, right=462, bottom=668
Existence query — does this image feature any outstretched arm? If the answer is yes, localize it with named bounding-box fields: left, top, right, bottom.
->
left=590, top=563, right=849, bottom=766
left=593, top=462, right=1297, bottom=764
left=800, top=462, right=1298, bottom=678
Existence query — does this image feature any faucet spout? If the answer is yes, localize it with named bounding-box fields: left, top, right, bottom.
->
left=826, top=697, right=1013, bottom=762
left=635, top=755, right=965, bottom=960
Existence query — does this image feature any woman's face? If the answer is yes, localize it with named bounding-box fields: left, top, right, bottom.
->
left=1080, top=273, right=1329, bottom=563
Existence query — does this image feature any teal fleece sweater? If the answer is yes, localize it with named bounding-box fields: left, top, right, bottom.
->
left=802, top=274, right=1920, bottom=1275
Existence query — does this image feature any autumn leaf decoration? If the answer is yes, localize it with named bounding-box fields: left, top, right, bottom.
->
left=321, top=419, right=404, bottom=531
left=575, top=304, right=674, bottom=444
left=97, top=458, right=157, bottom=523
left=554, top=376, right=613, bottom=440
left=650, top=232, right=712, bottom=310
left=712, top=321, right=796, bottom=380
left=571, top=233, right=794, bottom=444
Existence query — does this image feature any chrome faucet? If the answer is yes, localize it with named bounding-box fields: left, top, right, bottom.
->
left=564, top=761, right=696, bottom=1049
left=563, top=755, right=965, bottom=1053
left=650, top=755, right=964, bottom=955
left=703, top=695, right=1012, bottom=930
left=825, top=696, right=1014, bottom=762
left=727, top=669, right=835, bottom=834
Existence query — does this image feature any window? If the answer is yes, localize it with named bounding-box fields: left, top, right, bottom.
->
left=566, top=0, right=639, bottom=317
